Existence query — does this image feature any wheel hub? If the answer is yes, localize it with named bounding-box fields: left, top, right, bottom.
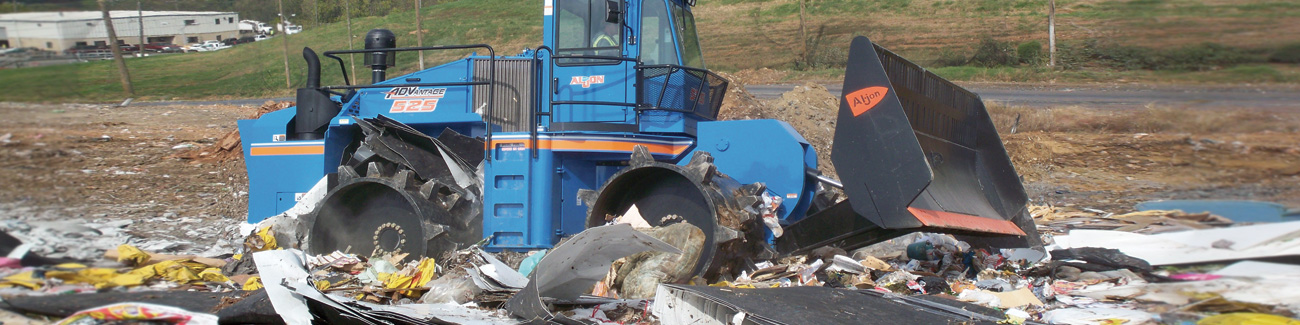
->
left=372, top=222, right=407, bottom=256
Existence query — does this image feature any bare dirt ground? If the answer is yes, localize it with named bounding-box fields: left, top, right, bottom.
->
left=0, top=102, right=255, bottom=260
left=718, top=79, right=1300, bottom=214
left=0, top=81, right=1297, bottom=260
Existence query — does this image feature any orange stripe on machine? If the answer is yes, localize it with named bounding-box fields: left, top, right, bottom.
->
left=250, top=145, right=325, bottom=156
left=907, top=207, right=1027, bottom=236
left=490, top=139, right=689, bottom=155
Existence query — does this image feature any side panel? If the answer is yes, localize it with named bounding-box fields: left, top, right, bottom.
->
left=238, top=109, right=327, bottom=223
left=353, top=59, right=482, bottom=126
left=483, top=132, right=695, bottom=251
left=557, top=158, right=604, bottom=236
left=691, top=119, right=816, bottom=224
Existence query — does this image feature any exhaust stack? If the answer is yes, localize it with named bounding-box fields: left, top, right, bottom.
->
left=364, top=29, right=397, bottom=84
left=292, top=47, right=341, bottom=140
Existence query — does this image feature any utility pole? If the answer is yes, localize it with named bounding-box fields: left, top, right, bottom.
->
left=137, top=1, right=144, bottom=56
left=279, top=0, right=291, bottom=88
left=98, top=0, right=133, bottom=96
left=346, top=0, right=355, bottom=81
left=416, top=0, right=423, bottom=69
left=1048, top=0, right=1056, bottom=68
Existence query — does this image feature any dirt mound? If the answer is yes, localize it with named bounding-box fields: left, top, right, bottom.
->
left=717, top=80, right=839, bottom=180
left=719, top=82, right=838, bottom=180
left=763, top=82, right=839, bottom=179
left=170, top=101, right=293, bottom=163
left=715, top=72, right=765, bottom=121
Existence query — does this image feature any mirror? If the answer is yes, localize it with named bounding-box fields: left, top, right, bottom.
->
left=605, top=0, right=622, bottom=24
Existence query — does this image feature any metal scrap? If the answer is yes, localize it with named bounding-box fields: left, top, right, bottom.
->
left=504, top=223, right=680, bottom=322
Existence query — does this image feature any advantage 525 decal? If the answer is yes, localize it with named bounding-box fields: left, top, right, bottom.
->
left=384, top=86, right=446, bottom=113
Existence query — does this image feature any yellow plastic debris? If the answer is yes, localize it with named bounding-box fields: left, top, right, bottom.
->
left=410, top=258, right=437, bottom=288
left=198, top=268, right=230, bottom=283
left=384, top=274, right=414, bottom=290
left=379, top=258, right=438, bottom=297
left=246, top=226, right=278, bottom=252
left=165, top=265, right=199, bottom=284
left=315, top=279, right=331, bottom=291
left=107, top=273, right=146, bottom=287
left=116, top=245, right=151, bottom=266
left=0, top=271, right=42, bottom=289
left=1199, top=313, right=1300, bottom=325
left=243, top=276, right=263, bottom=291
left=54, top=263, right=88, bottom=269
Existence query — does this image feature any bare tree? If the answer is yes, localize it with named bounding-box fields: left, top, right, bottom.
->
left=416, top=0, right=424, bottom=69
left=346, top=0, right=355, bottom=81
left=99, top=0, right=134, bottom=96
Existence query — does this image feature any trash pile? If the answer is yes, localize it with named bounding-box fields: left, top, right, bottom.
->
left=169, top=101, right=294, bottom=164
left=3, top=198, right=1300, bottom=324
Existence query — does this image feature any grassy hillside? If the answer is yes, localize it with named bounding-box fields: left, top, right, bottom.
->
left=1, top=0, right=1298, bottom=102
left=695, top=0, right=1300, bottom=82
left=0, top=0, right=542, bottom=102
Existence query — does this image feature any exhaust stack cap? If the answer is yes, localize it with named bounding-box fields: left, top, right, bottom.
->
left=364, top=29, right=397, bottom=68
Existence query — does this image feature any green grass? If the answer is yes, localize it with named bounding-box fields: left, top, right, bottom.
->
left=2, top=0, right=1299, bottom=103
left=0, top=0, right=541, bottom=103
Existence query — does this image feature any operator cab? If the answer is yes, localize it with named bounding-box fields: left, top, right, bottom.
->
left=543, top=0, right=726, bottom=134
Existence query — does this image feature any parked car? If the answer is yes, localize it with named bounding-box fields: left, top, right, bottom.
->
left=119, top=44, right=139, bottom=52
left=189, top=42, right=231, bottom=52
left=64, top=44, right=108, bottom=55
left=237, top=36, right=257, bottom=44
left=144, top=42, right=182, bottom=53
left=254, top=35, right=269, bottom=42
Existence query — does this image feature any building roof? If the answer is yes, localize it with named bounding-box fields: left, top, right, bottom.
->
left=0, top=11, right=236, bottom=22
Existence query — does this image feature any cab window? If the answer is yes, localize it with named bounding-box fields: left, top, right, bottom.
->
left=669, top=1, right=704, bottom=68
left=556, top=0, right=622, bottom=60
left=640, top=0, right=677, bottom=65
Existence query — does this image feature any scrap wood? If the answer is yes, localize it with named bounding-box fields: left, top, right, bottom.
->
left=169, top=101, right=293, bottom=163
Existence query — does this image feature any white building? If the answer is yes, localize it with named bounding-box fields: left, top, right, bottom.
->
left=0, top=11, right=239, bottom=51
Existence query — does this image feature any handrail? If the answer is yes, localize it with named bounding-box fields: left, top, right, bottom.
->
left=321, top=43, right=496, bottom=158
left=320, top=81, right=489, bottom=90
left=322, top=44, right=496, bottom=86
left=530, top=46, right=554, bottom=158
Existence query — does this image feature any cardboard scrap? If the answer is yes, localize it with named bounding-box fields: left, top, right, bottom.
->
left=990, top=287, right=1044, bottom=308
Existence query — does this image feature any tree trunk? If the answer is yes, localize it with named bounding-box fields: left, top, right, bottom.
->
left=798, top=0, right=808, bottom=68
left=99, top=0, right=134, bottom=96
left=346, top=0, right=355, bottom=82
left=416, top=0, right=424, bottom=69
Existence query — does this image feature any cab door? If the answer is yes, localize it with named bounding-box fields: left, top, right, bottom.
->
left=547, top=0, right=636, bottom=130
